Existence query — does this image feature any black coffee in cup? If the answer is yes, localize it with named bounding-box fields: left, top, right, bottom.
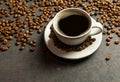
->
left=58, top=14, right=89, bottom=36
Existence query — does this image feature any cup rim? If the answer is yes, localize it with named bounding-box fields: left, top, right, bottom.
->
left=53, top=8, right=92, bottom=39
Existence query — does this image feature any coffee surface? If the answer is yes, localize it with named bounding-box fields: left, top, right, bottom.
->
left=58, top=15, right=89, bottom=36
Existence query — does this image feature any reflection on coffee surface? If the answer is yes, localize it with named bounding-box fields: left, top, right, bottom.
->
left=58, top=15, right=89, bottom=36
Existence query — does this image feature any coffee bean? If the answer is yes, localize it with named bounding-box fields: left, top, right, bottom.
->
left=15, top=42, right=20, bottom=46
left=5, top=13, right=10, bottom=17
left=106, top=42, right=110, bottom=46
left=3, top=39, right=8, bottom=44
left=107, top=31, right=111, bottom=35
left=102, top=30, right=107, bottom=35
left=0, top=1, right=2, bottom=4
left=19, top=46, right=25, bottom=51
left=106, top=38, right=111, bottom=42
left=2, top=46, right=9, bottom=51
left=108, top=35, right=113, bottom=39
left=105, top=55, right=111, bottom=61
left=118, top=33, right=120, bottom=37
left=114, top=40, right=120, bottom=45
left=111, top=29, right=116, bottom=33
left=38, top=29, right=42, bottom=34
left=30, top=47, right=35, bottom=52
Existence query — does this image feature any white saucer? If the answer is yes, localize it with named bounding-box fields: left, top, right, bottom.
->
left=44, top=18, right=103, bottom=60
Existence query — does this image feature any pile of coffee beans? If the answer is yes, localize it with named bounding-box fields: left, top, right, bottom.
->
left=81, top=0, right=120, bottom=46
left=49, top=26, right=96, bottom=52
left=0, top=0, right=120, bottom=52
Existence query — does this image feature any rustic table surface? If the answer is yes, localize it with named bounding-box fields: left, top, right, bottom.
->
left=0, top=0, right=120, bottom=82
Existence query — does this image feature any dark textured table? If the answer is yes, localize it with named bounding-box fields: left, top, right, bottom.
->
left=0, top=25, right=120, bottom=82
left=0, top=1, right=120, bottom=82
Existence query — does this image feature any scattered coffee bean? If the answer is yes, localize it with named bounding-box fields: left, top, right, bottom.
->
left=0, top=1, right=2, bottom=4
left=111, top=29, right=116, bottom=33
left=105, top=55, right=111, bottom=61
left=15, top=42, right=20, bottom=46
left=2, top=46, right=9, bottom=51
left=106, top=42, right=110, bottom=46
left=118, top=33, right=120, bottom=37
left=19, top=46, right=25, bottom=51
left=30, top=47, right=35, bottom=52
left=114, top=40, right=120, bottom=45
left=107, top=31, right=111, bottom=35
left=102, top=30, right=107, bottom=35
left=106, top=38, right=111, bottom=42
left=38, top=29, right=42, bottom=33
left=108, top=35, right=113, bottom=39
left=5, top=13, right=10, bottom=17
left=3, top=39, right=8, bottom=44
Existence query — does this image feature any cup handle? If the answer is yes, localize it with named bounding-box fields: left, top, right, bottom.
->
left=89, top=26, right=103, bottom=36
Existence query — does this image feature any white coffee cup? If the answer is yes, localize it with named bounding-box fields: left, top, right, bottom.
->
left=53, top=8, right=102, bottom=45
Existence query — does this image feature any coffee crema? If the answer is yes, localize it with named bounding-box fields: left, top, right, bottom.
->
left=58, top=15, right=89, bottom=36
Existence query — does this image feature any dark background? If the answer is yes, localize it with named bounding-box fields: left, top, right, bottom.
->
left=0, top=0, right=120, bottom=82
